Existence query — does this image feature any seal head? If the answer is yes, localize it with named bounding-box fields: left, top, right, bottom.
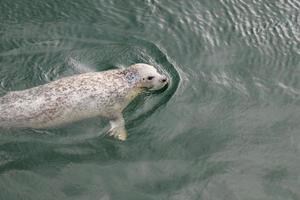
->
left=127, top=63, right=168, bottom=91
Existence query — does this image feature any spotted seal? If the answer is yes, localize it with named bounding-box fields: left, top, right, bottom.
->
left=0, top=63, right=168, bottom=140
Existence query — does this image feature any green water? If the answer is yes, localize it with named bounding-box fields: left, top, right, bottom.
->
left=0, top=0, right=300, bottom=199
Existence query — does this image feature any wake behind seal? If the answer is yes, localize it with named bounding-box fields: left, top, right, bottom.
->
left=0, top=63, right=168, bottom=140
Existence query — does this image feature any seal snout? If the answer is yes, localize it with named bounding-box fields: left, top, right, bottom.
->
left=160, top=76, right=168, bottom=83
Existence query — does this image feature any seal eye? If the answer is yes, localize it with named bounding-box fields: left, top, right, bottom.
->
left=147, top=76, right=154, bottom=80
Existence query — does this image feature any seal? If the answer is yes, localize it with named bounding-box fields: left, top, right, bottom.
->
left=0, top=63, right=168, bottom=140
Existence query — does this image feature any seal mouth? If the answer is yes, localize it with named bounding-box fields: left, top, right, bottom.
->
left=162, top=82, right=169, bottom=90
left=148, top=82, right=169, bottom=92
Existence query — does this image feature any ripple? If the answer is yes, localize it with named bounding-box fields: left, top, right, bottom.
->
left=0, top=21, right=180, bottom=146
left=1, top=0, right=300, bottom=198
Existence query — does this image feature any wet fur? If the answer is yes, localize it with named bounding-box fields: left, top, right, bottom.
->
left=0, top=69, right=141, bottom=128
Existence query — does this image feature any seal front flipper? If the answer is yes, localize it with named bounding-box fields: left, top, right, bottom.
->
left=108, top=114, right=127, bottom=141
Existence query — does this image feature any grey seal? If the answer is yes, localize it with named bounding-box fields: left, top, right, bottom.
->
left=0, top=63, right=168, bottom=140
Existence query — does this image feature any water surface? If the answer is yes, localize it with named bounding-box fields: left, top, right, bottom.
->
left=0, top=0, right=300, bottom=199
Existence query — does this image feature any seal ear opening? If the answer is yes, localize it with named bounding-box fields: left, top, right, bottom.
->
left=125, top=71, right=140, bottom=84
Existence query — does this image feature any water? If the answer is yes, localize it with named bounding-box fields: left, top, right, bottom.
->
left=0, top=0, right=300, bottom=199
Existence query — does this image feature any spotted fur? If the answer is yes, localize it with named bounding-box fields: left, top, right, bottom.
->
left=0, top=63, right=167, bottom=132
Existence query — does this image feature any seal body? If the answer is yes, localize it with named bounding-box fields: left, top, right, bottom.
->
left=0, top=63, right=168, bottom=140
left=0, top=70, right=138, bottom=128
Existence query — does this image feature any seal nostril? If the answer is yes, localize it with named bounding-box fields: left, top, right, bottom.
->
left=161, top=78, right=167, bottom=83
